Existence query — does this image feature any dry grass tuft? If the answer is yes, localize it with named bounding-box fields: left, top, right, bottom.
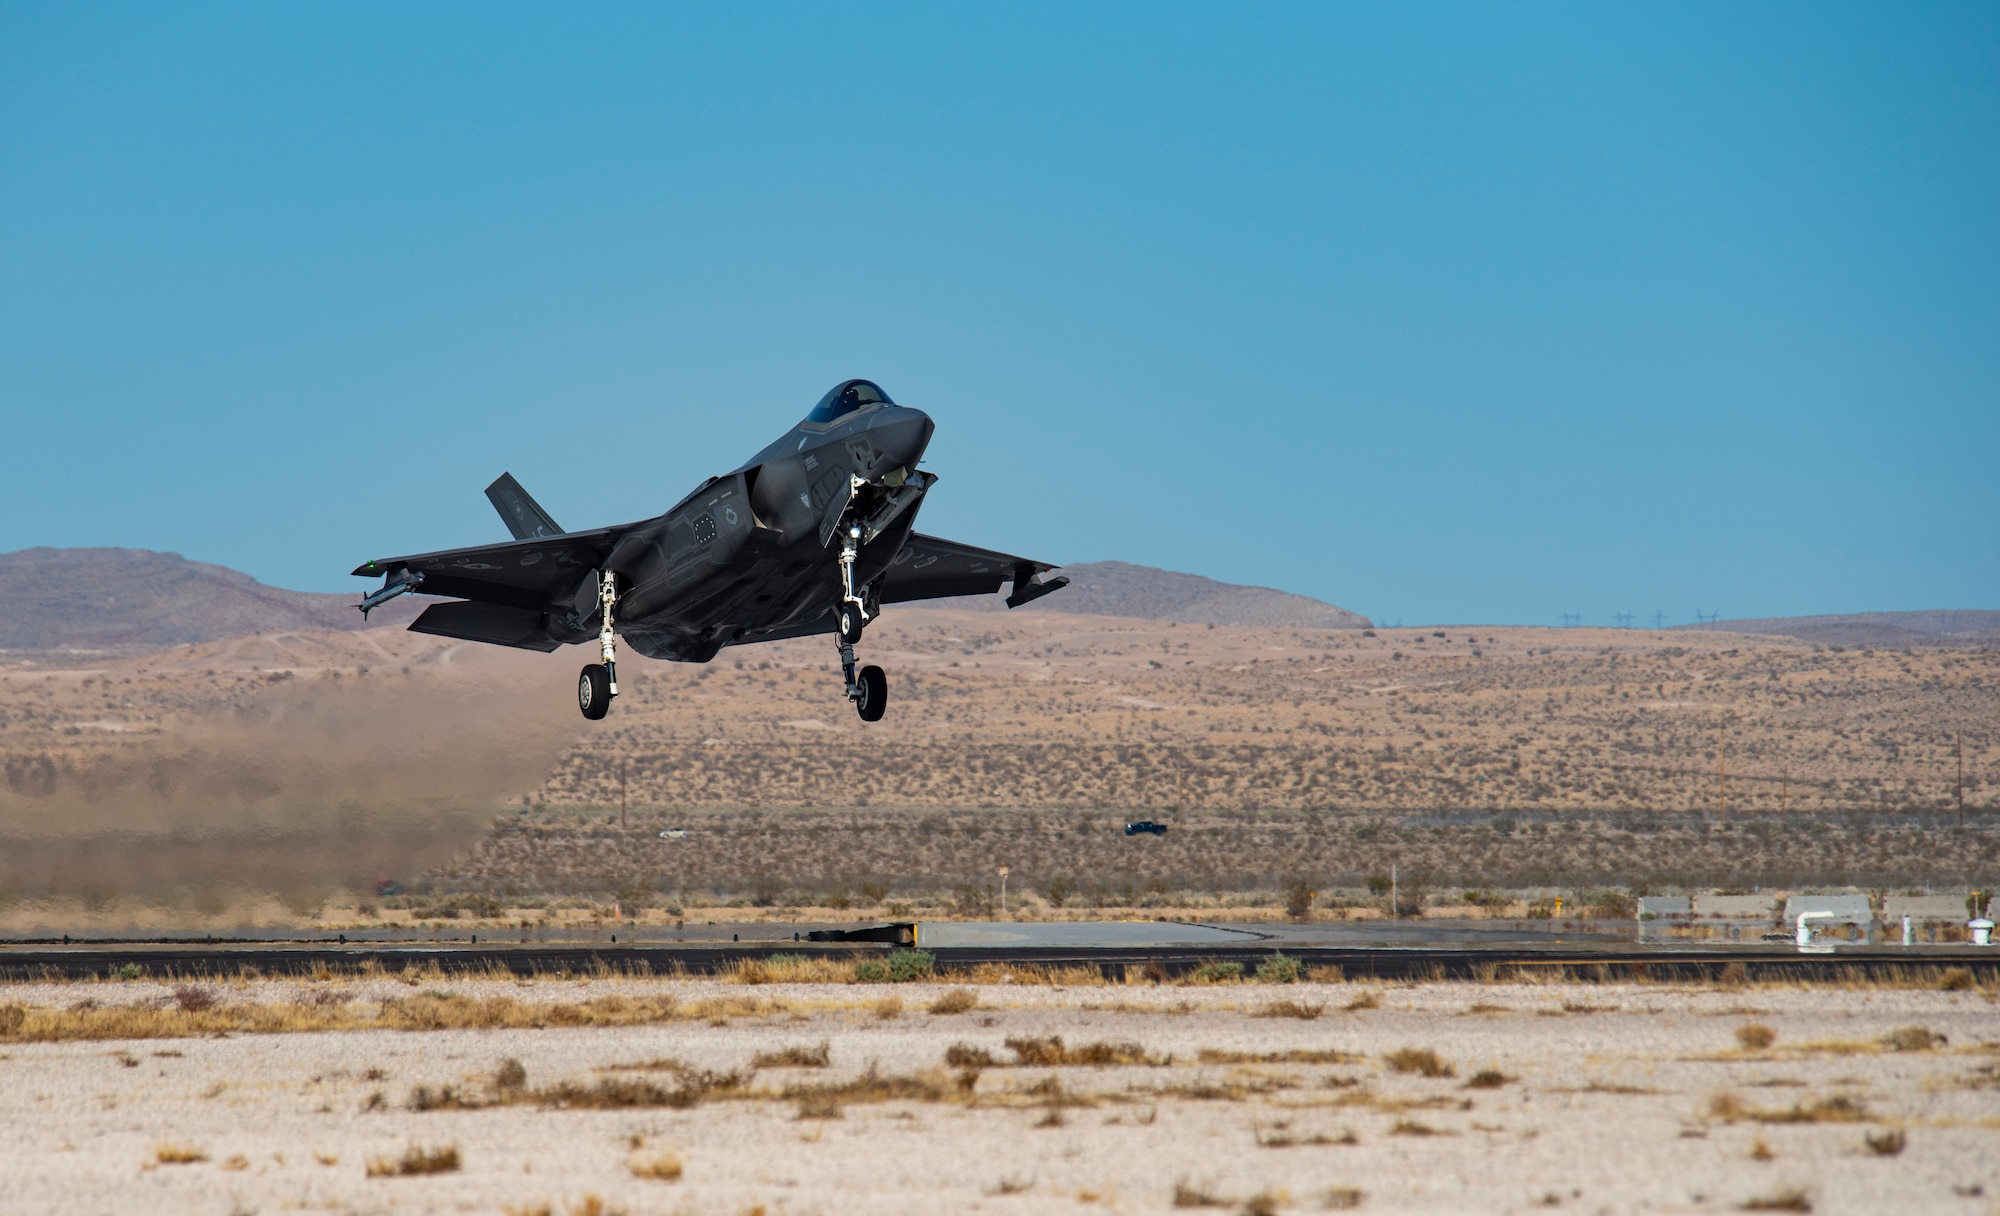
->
left=1384, top=1048, right=1454, bottom=1078
left=367, top=1144, right=461, bottom=1177
left=1710, top=1092, right=1869, bottom=1125
left=1881, top=1026, right=1945, bottom=1052
left=535, top=1067, right=750, bottom=1110
left=1256, top=1123, right=1358, bottom=1148
left=1173, top=1179, right=1227, bottom=1207
left=627, top=1147, right=684, bottom=1180
left=152, top=1143, right=207, bottom=1165
left=874, top=996, right=904, bottom=1020
left=1253, top=1000, right=1324, bottom=1020
left=1239, top=1192, right=1284, bottom=1216
left=752, top=1042, right=831, bottom=1069
left=1323, top=1186, right=1365, bottom=1210
left=1740, top=1188, right=1812, bottom=1212
left=1199, top=1048, right=1358, bottom=1065
left=1750, top=1137, right=1775, bottom=1162
left=1864, top=1128, right=1907, bottom=1157
left=1006, top=1036, right=1165, bottom=1066
left=945, top=1043, right=998, bottom=1068
left=1343, top=992, right=1382, bottom=1012
left=781, top=1064, right=953, bottom=1112
left=1936, top=967, right=1974, bottom=992
left=928, top=988, right=979, bottom=1015
left=727, top=954, right=857, bottom=985
left=1735, top=1024, right=1778, bottom=1051
left=1465, top=1069, right=1510, bottom=1089
left=1389, top=1118, right=1440, bottom=1136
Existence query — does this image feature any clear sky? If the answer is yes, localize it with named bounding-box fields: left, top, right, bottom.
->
left=2, top=4, right=1994, bottom=626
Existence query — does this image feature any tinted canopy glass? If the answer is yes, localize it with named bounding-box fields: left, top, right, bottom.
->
left=806, top=379, right=894, bottom=424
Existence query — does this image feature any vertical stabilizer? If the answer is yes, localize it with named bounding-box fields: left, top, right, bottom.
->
left=484, top=473, right=564, bottom=540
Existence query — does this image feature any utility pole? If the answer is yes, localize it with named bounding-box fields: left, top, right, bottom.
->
left=998, top=865, right=1009, bottom=915
left=1652, top=611, right=1667, bottom=630
left=1781, top=763, right=1788, bottom=823
left=620, top=758, right=628, bottom=830
left=1391, top=863, right=1398, bottom=920
left=1959, top=730, right=1966, bottom=827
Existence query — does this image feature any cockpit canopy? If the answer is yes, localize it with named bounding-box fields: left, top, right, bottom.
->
left=806, top=378, right=895, bottom=425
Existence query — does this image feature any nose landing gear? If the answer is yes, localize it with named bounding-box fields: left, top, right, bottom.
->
left=835, top=521, right=887, bottom=722
left=578, top=571, right=619, bottom=721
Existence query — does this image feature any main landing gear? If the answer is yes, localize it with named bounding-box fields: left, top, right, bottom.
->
left=836, top=523, right=887, bottom=723
left=578, top=571, right=618, bottom=721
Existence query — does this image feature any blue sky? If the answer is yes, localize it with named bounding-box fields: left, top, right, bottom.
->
left=2, top=4, right=1994, bottom=626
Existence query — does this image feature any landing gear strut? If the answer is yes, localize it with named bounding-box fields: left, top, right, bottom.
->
left=835, top=522, right=886, bottom=722
left=578, top=571, right=618, bottom=721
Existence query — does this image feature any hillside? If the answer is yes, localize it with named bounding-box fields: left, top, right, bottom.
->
left=1009, top=560, right=1371, bottom=628
left=1676, top=610, right=2000, bottom=649
left=0, top=547, right=1367, bottom=655
left=0, top=548, right=412, bottom=655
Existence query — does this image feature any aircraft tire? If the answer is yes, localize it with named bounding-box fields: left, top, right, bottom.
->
left=578, top=663, right=612, bottom=720
left=838, top=604, right=865, bottom=645
left=854, top=664, right=887, bottom=722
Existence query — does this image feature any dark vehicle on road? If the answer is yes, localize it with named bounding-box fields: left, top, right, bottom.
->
left=1124, top=821, right=1168, bottom=837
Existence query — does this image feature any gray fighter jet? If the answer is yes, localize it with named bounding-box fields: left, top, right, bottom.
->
left=352, top=379, right=1067, bottom=721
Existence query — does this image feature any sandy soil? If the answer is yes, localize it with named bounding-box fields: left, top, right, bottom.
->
left=3, top=975, right=1996, bottom=1214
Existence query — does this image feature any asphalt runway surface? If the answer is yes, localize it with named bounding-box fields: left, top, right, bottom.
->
left=3, top=919, right=1995, bottom=983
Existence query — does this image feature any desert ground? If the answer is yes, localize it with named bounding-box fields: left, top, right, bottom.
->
left=2, top=607, right=1995, bottom=915
left=2, top=965, right=1996, bottom=1215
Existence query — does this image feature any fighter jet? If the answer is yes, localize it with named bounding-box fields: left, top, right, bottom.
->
left=352, top=379, right=1067, bottom=721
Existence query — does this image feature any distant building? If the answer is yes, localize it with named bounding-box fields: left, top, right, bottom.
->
left=1783, top=895, right=1872, bottom=927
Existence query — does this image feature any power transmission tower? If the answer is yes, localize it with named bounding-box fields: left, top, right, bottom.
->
left=1695, top=610, right=1718, bottom=630
left=1613, top=612, right=1633, bottom=629
left=1561, top=612, right=1582, bottom=628
left=1651, top=611, right=1667, bottom=630
left=1960, top=729, right=1966, bottom=827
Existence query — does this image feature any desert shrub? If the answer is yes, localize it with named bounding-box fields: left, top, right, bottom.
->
left=169, top=985, right=217, bottom=1013
left=1937, top=967, right=1974, bottom=992
left=367, top=1144, right=460, bottom=1177
left=1255, top=952, right=1301, bottom=984
left=885, top=949, right=934, bottom=982
left=1466, top=1069, right=1509, bottom=1089
left=1042, top=876, right=1076, bottom=908
left=1384, top=1048, right=1453, bottom=1078
left=752, top=1042, right=830, bottom=1068
left=1580, top=889, right=1637, bottom=919
left=928, top=988, right=977, bottom=1015
left=1736, top=1024, right=1777, bottom=1051
left=1252, top=1000, right=1322, bottom=1020
left=116, top=963, right=143, bottom=981
left=857, top=881, right=889, bottom=904
left=854, top=959, right=889, bottom=983
left=493, top=1057, right=527, bottom=1094
left=1282, top=877, right=1315, bottom=920
left=1190, top=961, right=1244, bottom=984
left=1864, top=1128, right=1906, bottom=1156
left=945, top=1043, right=997, bottom=1068
left=1882, top=1026, right=1945, bottom=1052
left=0, top=1004, right=23, bottom=1036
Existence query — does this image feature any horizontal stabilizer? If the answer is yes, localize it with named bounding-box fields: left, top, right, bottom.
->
left=485, top=473, right=564, bottom=540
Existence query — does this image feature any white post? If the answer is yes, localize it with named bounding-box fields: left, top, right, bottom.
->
left=1796, top=910, right=1834, bottom=950
left=998, top=866, right=1009, bottom=917
left=1902, top=915, right=1913, bottom=947
left=1391, top=864, right=1397, bottom=920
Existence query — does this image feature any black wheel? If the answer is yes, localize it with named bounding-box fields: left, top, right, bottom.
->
left=854, top=664, right=887, bottom=722
left=838, top=604, right=865, bottom=645
left=578, top=663, right=612, bottom=720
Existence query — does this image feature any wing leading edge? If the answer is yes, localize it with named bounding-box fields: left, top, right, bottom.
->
left=350, top=528, right=627, bottom=651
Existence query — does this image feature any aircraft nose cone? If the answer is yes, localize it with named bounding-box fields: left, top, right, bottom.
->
left=875, top=406, right=933, bottom=471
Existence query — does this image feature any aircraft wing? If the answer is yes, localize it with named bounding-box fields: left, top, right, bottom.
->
left=878, top=532, right=1068, bottom=609
left=350, top=528, right=627, bottom=651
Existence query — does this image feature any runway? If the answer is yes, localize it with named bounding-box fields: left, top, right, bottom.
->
left=3, top=920, right=1994, bottom=983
